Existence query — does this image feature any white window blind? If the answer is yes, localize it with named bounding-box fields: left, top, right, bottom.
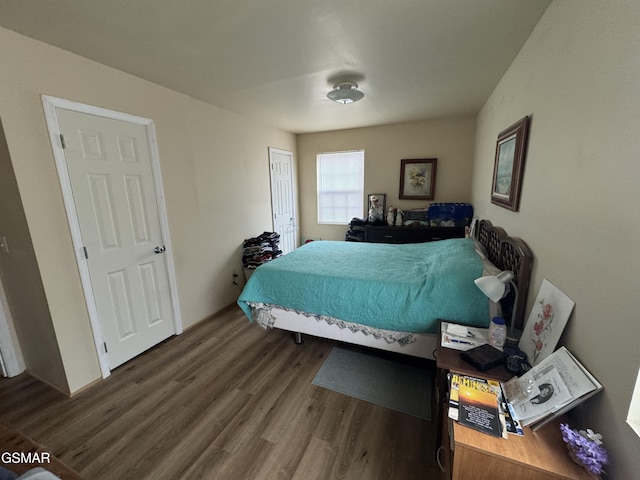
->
left=317, top=150, right=364, bottom=224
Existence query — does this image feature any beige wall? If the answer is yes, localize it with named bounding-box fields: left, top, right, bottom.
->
left=3, top=2, right=639, bottom=472
left=297, top=117, right=476, bottom=241
left=0, top=27, right=296, bottom=393
left=0, top=117, right=62, bottom=387
left=471, top=1, right=640, bottom=476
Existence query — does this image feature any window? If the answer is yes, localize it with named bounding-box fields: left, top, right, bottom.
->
left=317, top=150, right=364, bottom=224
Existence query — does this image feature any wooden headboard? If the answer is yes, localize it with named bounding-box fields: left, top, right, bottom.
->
left=475, top=219, right=533, bottom=331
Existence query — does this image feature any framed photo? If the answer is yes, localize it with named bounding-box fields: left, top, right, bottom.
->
left=518, top=278, right=575, bottom=365
left=399, top=158, right=437, bottom=200
left=491, top=116, right=530, bottom=211
left=367, top=193, right=386, bottom=223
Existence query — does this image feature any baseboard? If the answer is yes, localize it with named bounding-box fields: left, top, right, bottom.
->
left=183, top=303, right=239, bottom=332
left=25, top=370, right=71, bottom=397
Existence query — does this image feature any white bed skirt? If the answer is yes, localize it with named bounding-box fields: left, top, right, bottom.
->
left=265, top=306, right=438, bottom=360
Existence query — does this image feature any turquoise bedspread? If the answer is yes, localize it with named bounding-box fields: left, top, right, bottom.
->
left=237, top=238, right=489, bottom=334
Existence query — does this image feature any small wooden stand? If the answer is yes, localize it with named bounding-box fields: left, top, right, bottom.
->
left=435, top=322, right=593, bottom=480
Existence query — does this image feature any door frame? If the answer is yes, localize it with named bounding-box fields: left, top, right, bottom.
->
left=268, top=147, right=298, bottom=254
left=0, top=274, right=24, bottom=377
left=41, top=95, right=182, bottom=379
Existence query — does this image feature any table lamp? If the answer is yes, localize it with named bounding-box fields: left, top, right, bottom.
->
left=474, top=270, right=521, bottom=346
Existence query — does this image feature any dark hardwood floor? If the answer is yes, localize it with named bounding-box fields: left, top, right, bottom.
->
left=0, top=306, right=440, bottom=480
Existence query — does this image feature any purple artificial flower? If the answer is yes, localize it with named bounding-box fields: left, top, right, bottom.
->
left=560, top=423, right=609, bottom=476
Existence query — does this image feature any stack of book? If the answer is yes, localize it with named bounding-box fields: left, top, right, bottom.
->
left=448, top=346, right=602, bottom=436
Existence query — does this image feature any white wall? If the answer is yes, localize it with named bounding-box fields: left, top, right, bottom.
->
left=297, top=117, right=476, bottom=241
left=471, top=1, right=640, bottom=476
left=0, top=27, right=295, bottom=393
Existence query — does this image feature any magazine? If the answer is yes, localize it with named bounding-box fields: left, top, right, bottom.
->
left=449, top=373, right=508, bottom=438
left=502, top=397, right=525, bottom=436
left=458, top=383, right=503, bottom=437
left=448, top=373, right=498, bottom=421
left=503, top=346, right=602, bottom=431
left=510, top=363, right=572, bottom=425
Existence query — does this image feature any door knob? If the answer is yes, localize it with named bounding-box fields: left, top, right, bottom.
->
left=153, top=245, right=166, bottom=254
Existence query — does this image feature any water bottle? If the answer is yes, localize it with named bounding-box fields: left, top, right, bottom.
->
left=489, top=317, right=506, bottom=349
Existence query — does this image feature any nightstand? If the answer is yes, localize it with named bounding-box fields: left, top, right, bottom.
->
left=435, top=322, right=593, bottom=480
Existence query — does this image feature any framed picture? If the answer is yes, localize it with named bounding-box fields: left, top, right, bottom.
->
left=367, top=193, right=386, bottom=223
left=518, top=278, right=575, bottom=365
left=399, top=158, right=437, bottom=200
left=491, top=116, right=530, bottom=211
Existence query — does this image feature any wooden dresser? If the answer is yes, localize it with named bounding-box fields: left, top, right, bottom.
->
left=363, top=225, right=465, bottom=244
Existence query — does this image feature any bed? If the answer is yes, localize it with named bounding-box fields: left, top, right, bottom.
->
left=237, top=220, right=532, bottom=360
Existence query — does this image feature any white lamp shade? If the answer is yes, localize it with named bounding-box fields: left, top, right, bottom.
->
left=474, top=276, right=505, bottom=302
left=474, top=270, right=515, bottom=302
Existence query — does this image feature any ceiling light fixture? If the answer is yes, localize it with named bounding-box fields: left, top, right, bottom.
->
left=327, top=81, right=365, bottom=104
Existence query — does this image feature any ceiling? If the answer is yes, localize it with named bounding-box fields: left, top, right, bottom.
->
left=0, top=0, right=551, bottom=134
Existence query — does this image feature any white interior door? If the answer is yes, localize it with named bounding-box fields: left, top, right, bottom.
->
left=269, top=148, right=297, bottom=254
left=54, top=107, right=177, bottom=370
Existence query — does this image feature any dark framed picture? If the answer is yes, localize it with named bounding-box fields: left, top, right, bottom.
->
left=491, top=116, right=530, bottom=211
left=367, top=193, right=386, bottom=223
left=399, top=158, right=437, bottom=200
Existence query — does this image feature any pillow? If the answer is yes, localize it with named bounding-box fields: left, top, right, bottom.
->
left=480, top=254, right=501, bottom=277
left=472, top=238, right=488, bottom=260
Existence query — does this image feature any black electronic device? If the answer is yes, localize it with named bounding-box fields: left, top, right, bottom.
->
left=505, top=354, right=531, bottom=376
left=460, top=343, right=507, bottom=371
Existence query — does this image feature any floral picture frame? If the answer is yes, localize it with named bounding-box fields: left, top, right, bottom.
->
left=399, top=158, right=437, bottom=200
left=491, top=116, right=530, bottom=211
left=518, top=278, right=575, bottom=365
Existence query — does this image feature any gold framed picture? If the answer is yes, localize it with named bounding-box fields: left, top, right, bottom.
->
left=399, top=158, right=437, bottom=200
